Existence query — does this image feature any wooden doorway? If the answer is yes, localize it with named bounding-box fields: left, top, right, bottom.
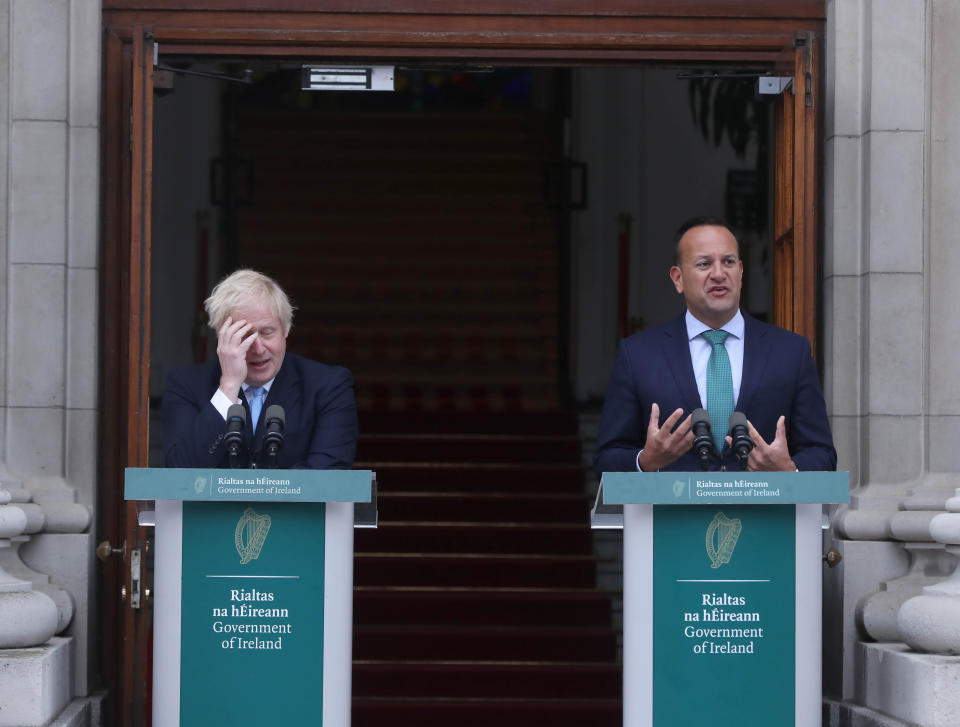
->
left=100, top=3, right=824, bottom=724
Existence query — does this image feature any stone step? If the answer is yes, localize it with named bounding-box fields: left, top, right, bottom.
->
left=375, top=491, right=589, bottom=523
left=359, top=410, right=578, bottom=435
left=354, top=522, right=593, bottom=555
left=354, top=625, right=616, bottom=662
left=352, top=696, right=622, bottom=727
left=356, top=462, right=585, bottom=493
left=353, top=660, right=621, bottom=698
left=354, top=552, right=596, bottom=588
left=354, top=587, right=612, bottom=627
left=357, top=433, right=581, bottom=463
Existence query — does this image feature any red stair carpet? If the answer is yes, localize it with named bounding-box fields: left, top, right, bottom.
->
left=352, top=411, right=621, bottom=726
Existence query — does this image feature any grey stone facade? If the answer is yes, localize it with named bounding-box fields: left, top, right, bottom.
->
left=1, top=1, right=959, bottom=725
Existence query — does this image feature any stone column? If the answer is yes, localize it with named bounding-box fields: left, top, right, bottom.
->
left=822, top=0, right=930, bottom=703
left=892, top=0, right=960, bottom=661
left=825, top=2, right=960, bottom=725
left=0, top=0, right=103, bottom=719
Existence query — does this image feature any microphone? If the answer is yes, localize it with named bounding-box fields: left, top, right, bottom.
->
left=728, top=411, right=754, bottom=467
left=691, top=408, right=716, bottom=471
left=262, top=405, right=285, bottom=467
left=225, top=404, right=246, bottom=468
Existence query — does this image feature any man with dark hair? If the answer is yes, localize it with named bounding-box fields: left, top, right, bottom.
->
left=594, top=218, right=836, bottom=474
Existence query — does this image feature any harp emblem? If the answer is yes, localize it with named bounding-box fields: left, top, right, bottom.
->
left=673, top=479, right=687, bottom=498
left=194, top=475, right=208, bottom=495
left=705, top=511, right=742, bottom=569
left=235, top=507, right=272, bottom=564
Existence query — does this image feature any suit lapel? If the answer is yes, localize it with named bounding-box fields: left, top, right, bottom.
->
left=662, top=315, right=702, bottom=412
left=256, top=356, right=299, bottom=450
left=737, top=314, right=771, bottom=411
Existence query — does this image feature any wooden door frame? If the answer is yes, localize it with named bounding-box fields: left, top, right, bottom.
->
left=100, top=22, right=155, bottom=726
left=99, top=2, right=824, bottom=723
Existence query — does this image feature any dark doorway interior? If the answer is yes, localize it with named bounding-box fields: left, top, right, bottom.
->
left=224, top=67, right=568, bottom=413
left=149, top=60, right=776, bottom=432
left=145, top=59, right=774, bottom=724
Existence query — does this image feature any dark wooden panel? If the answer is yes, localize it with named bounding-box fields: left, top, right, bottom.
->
left=105, top=0, right=825, bottom=20
left=104, top=8, right=822, bottom=62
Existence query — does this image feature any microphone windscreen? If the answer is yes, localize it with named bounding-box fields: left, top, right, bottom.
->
left=691, top=408, right=711, bottom=427
left=227, top=404, right=246, bottom=423
left=728, top=411, right=748, bottom=429
left=264, top=404, right=285, bottom=428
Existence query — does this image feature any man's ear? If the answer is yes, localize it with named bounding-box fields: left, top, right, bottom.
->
left=669, top=265, right=683, bottom=294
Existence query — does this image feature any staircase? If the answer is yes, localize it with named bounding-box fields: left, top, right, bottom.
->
left=352, top=411, right=621, bottom=726
left=234, top=104, right=561, bottom=412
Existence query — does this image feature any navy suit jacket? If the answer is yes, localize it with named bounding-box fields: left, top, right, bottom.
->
left=163, top=353, right=358, bottom=470
left=594, top=313, right=836, bottom=474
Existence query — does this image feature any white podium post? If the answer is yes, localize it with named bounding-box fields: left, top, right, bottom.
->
left=592, top=471, right=848, bottom=727
left=127, top=467, right=376, bottom=727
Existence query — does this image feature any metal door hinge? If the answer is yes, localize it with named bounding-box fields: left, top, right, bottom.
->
left=130, top=548, right=142, bottom=609
left=758, top=77, right=794, bottom=95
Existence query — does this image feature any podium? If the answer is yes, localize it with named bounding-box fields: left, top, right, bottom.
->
left=591, top=470, right=848, bottom=727
left=125, top=467, right=377, bottom=727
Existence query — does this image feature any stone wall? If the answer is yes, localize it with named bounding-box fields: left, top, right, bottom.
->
left=825, top=1, right=960, bottom=724
left=0, top=1, right=102, bottom=724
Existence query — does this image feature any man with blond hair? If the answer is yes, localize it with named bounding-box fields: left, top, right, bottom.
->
left=163, top=269, right=357, bottom=469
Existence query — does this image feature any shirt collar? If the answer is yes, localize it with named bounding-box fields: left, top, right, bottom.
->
left=242, top=377, right=276, bottom=395
left=685, top=309, right=744, bottom=342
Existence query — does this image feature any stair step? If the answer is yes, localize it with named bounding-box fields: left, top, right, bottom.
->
left=359, top=463, right=585, bottom=493
left=354, top=587, right=612, bottom=627
left=354, top=626, right=616, bottom=662
left=352, top=696, right=622, bottom=727
left=355, top=553, right=596, bottom=588
left=376, top=492, right=589, bottom=523
left=357, top=434, right=581, bottom=463
left=360, top=410, right=578, bottom=435
left=354, top=522, right=593, bottom=555
left=353, top=660, right=622, bottom=698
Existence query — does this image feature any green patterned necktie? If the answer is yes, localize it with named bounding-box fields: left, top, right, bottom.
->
left=702, top=329, right=733, bottom=451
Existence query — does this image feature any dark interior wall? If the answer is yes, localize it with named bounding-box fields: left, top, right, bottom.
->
left=150, top=63, right=773, bottom=418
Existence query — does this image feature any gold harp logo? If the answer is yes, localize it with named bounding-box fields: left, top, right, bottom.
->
left=705, top=511, right=742, bottom=569
left=235, top=507, right=272, bottom=565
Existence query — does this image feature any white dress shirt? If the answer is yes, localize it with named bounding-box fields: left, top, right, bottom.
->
left=211, top=378, right=276, bottom=420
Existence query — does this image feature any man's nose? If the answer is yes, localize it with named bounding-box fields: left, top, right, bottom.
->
left=248, top=336, right=266, bottom=354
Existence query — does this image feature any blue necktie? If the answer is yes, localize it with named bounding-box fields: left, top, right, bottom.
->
left=247, top=386, right=265, bottom=429
left=702, top=329, right=734, bottom=452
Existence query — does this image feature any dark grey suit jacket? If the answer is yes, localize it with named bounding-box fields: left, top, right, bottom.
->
left=163, top=353, right=358, bottom=469
left=594, top=313, right=836, bottom=474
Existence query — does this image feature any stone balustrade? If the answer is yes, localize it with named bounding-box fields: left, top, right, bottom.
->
left=0, top=473, right=88, bottom=648
left=0, top=468, right=93, bottom=727
left=846, top=475, right=959, bottom=645
left=0, top=472, right=90, bottom=649
left=0, top=484, right=59, bottom=648
left=899, top=487, right=960, bottom=654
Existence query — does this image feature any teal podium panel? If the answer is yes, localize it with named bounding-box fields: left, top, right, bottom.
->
left=125, top=466, right=373, bottom=503
left=127, top=468, right=375, bottom=727
left=593, top=471, right=849, bottom=727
